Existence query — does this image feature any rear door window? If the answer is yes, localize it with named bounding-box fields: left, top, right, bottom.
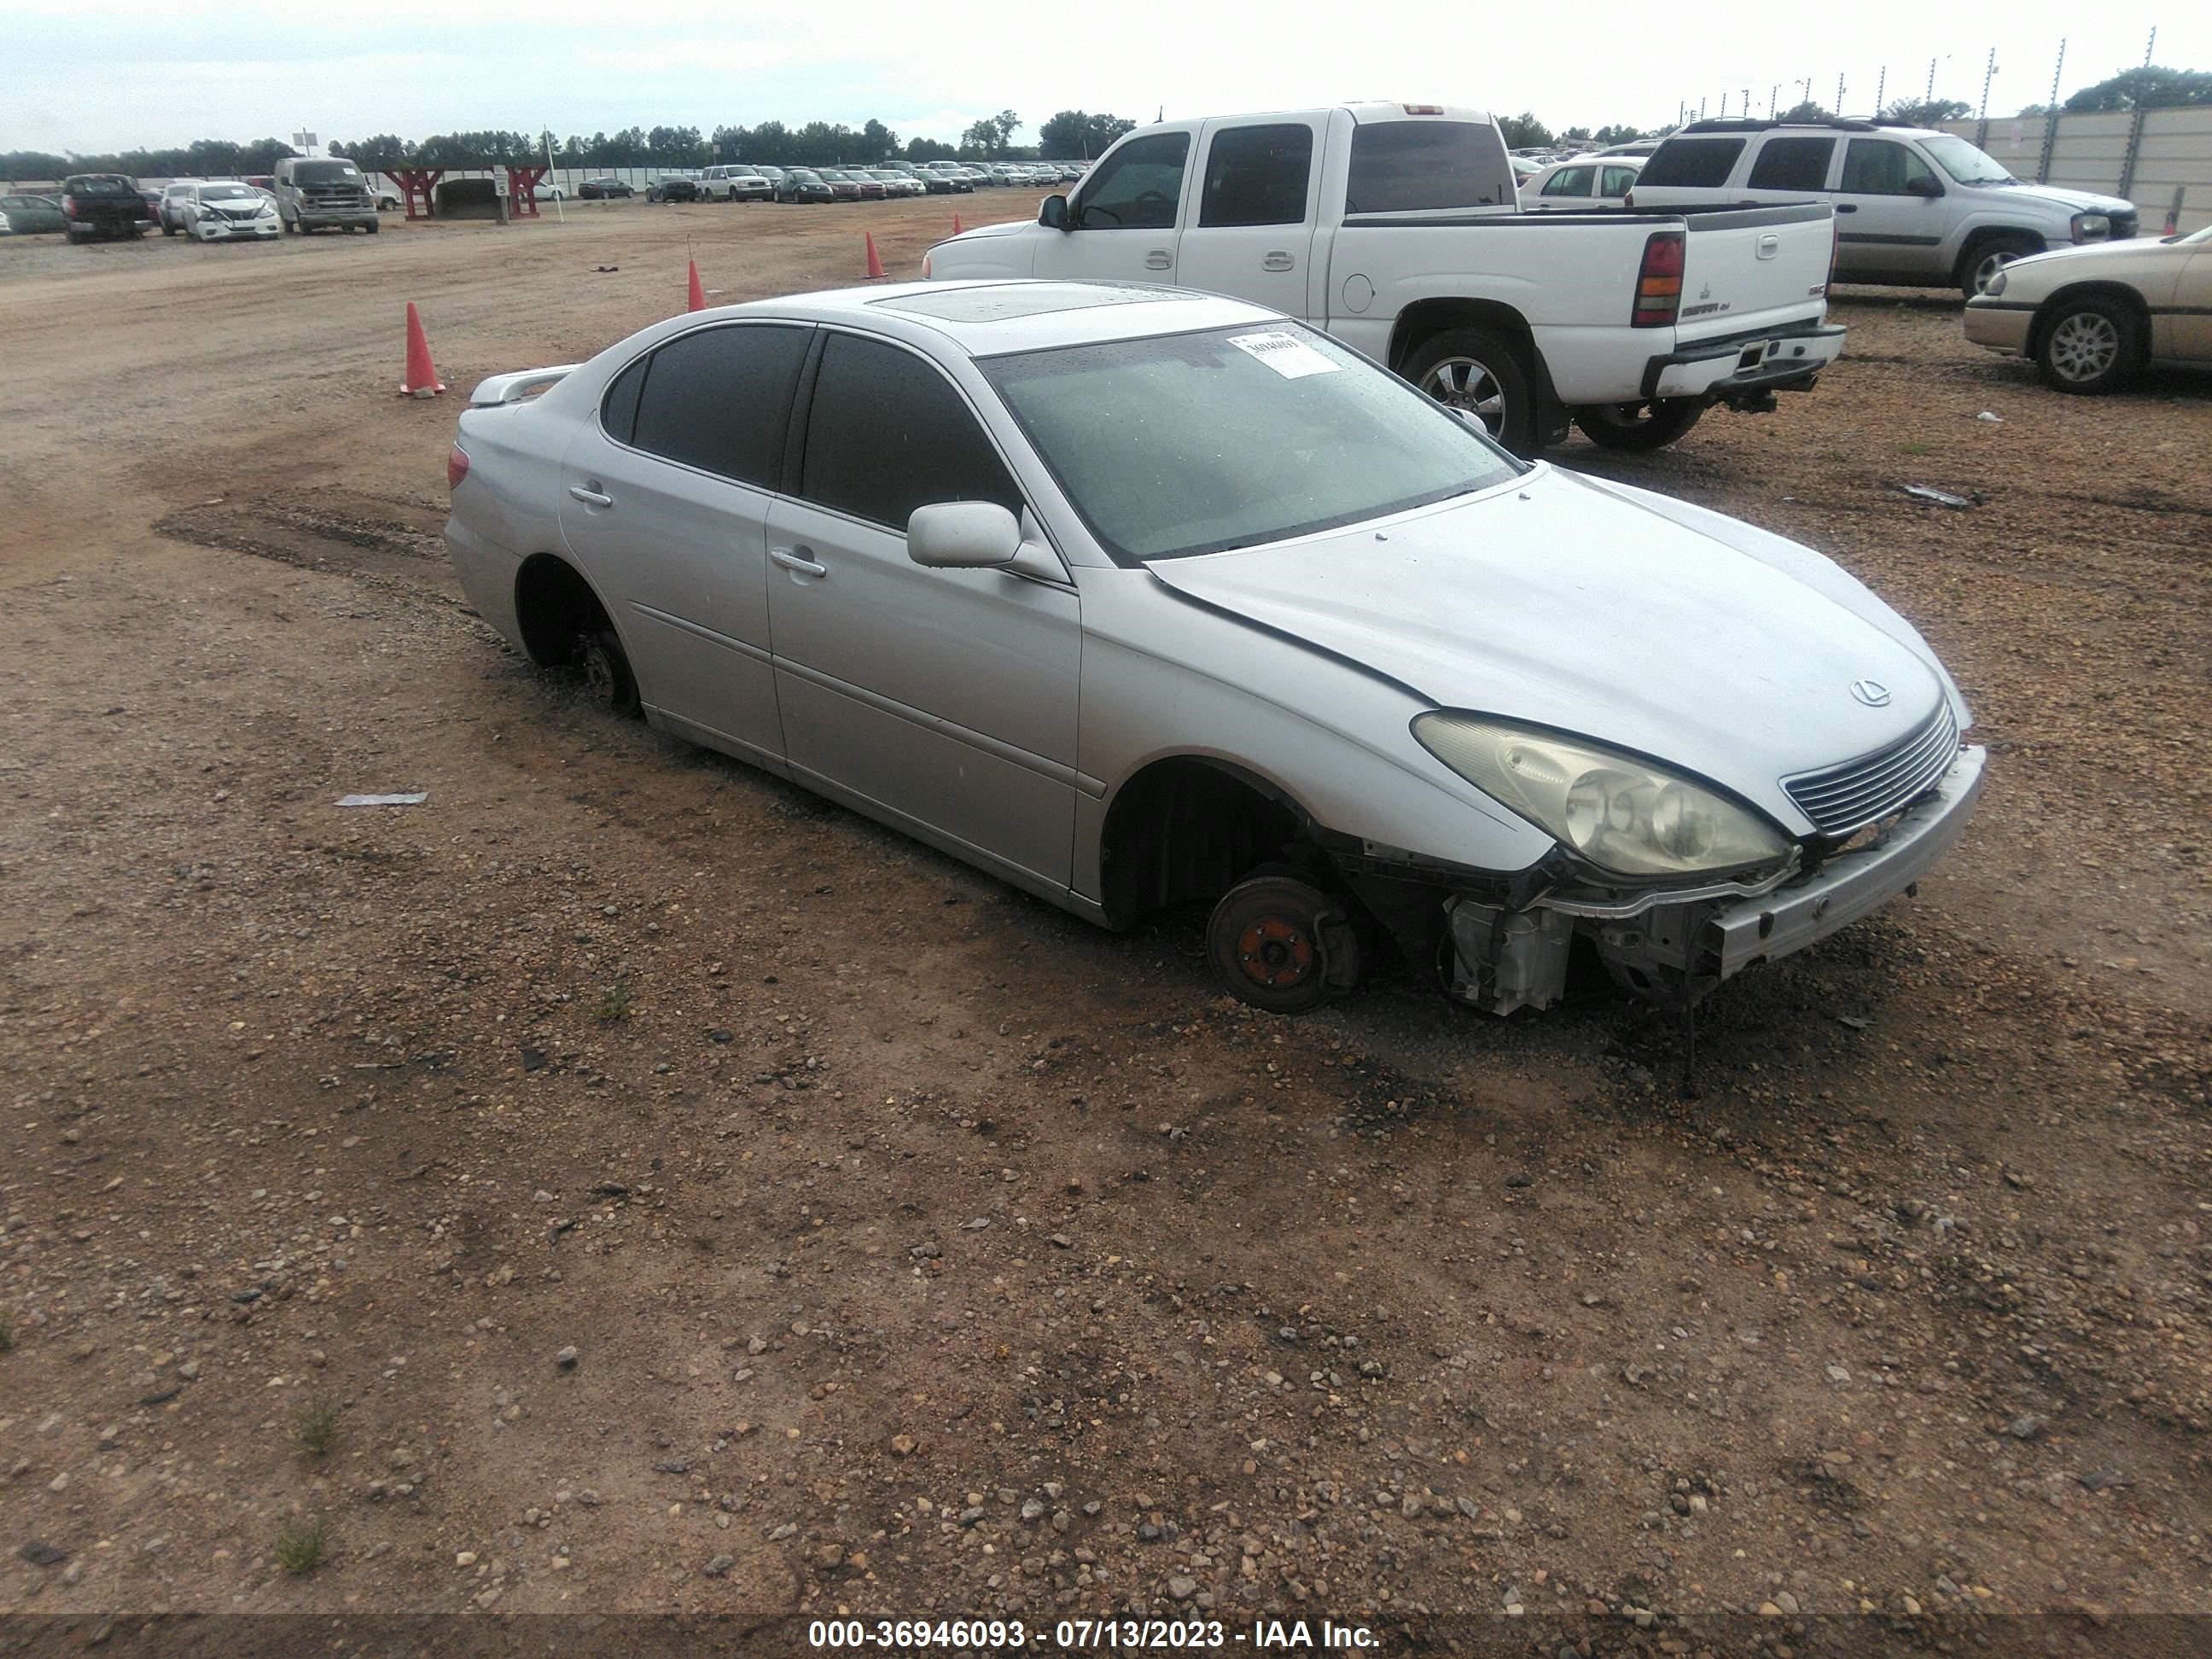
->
left=1345, top=120, right=1511, bottom=212
left=1197, top=124, right=1314, bottom=227
left=1637, top=138, right=1747, bottom=189
left=800, top=333, right=1022, bottom=529
left=1747, top=136, right=1837, bottom=191
left=625, top=323, right=811, bottom=486
left=1600, top=165, right=1641, bottom=195
left=1074, top=133, right=1190, bottom=230
left=1540, top=166, right=1595, bottom=198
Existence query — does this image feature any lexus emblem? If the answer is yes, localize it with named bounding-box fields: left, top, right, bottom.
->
left=1850, top=679, right=1891, bottom=707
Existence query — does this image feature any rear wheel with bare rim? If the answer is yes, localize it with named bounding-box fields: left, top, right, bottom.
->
left=2036, top=296, right=2134, bottom=394
left=576, top=628, right=640, bottom=717
left=1401, top=328, right=1538, bottom=456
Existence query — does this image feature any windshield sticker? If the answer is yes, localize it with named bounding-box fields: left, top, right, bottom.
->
left=1227, top=331, right=1341, bottom=380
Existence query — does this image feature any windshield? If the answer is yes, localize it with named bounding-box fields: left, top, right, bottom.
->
left=1921, top=135, right=2014, bottom=185
left=980, top=323, right=1523, bottom=564
left=201, top=184, right=255, bottom=201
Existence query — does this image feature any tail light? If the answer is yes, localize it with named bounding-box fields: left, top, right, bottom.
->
left=1632, top=230, right=1685, bottom=328
left=446, top=445, right=470, bottom=490
left=62, top=196, right=79, bottom=218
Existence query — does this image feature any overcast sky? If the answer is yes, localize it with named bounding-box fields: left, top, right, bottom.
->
left=5, top=0, right=2203, bottom=154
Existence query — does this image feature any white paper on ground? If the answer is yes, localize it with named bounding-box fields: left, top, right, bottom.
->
left=335, top=793, right=428, bottom=807
left=1226, top=330, right=1340, bottom=380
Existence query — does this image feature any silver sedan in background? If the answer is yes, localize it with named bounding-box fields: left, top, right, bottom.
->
left=445, top=282, right=1982, bottom=1017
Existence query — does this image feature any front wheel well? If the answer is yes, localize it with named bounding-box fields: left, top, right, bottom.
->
left=513, top=553, right=614, bottom=668
left=1097, top=757, right=1322, bottom=925
left=1953, top=225, right=2046, bottom=283
left=2028, top=282, right=2152, bottom=364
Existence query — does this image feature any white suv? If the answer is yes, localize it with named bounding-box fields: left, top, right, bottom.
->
left=1629, top=119, right=2138, bottom=298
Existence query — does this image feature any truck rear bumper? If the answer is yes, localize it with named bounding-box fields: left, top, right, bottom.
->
left=1643, top=323, right=1848, bottom=401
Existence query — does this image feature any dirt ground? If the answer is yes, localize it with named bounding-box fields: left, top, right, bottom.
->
left=2, top=196, right=2209, bottom=1640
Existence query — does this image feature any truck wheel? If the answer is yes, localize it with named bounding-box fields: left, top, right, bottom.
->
left=1960, top=233, right=2040, bottom=300
left=366, top=220, right=380, bottom=234
left=1575, top=398, right=1704, bottom=453
left=282, top=216, right=295, bottom=235
left=162, top=221, right=178, bottom=236
left=1206, top=875, right=1359, bottom=1016
left=2035, top=296, right=2135, bottom=395
left=1402, top=329, right=1538, bottom=455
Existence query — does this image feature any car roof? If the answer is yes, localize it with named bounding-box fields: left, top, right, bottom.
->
left=1671, top=119, right=1941, bottom=140
left=701, top=279, right=1278, bottom=357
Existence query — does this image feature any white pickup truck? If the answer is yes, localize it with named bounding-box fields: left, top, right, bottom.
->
left=924, top=102, right=1847, bottom=452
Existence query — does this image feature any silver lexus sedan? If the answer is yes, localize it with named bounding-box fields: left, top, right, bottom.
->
left=445, top=281, right=1983, bottom=1016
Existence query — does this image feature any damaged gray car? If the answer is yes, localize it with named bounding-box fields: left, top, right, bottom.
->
left=445, top=280, right=1983, bottom=1016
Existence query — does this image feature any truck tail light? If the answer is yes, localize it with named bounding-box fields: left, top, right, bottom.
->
left=446, top=445, right=469, bottom=491
left=1632, top=230, right=1685, bottom=328
left=62, top=196, right=79, bottom=218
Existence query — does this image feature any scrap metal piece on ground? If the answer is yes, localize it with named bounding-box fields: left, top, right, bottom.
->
left=335, top=792, right=428, bottom=806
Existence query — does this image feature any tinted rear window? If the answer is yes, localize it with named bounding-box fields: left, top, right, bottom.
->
left=70, top=176, right=137, bottom=196
left=1638, top=137, right=1747, bottom=189
left=1747, top=136, right=1835, bottom=191
left=1345, top=120, right=1511, bottom=212
left=628, top=323, right=811, bottom=487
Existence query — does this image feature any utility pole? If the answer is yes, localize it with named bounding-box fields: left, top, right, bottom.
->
left=1925, top=58, right=1937, bottom=103
left=1874, top=66, right=1886, bottom=118
left=1769, top=84, right=1779, bottom=119
left=2036, top=37, right=2064, bottom=183
left=1976, top=48, right=1999, bottom=147
left=1836, top=73, right=1846, bottom=115
left=2143, top=26, right=2156, bottom=66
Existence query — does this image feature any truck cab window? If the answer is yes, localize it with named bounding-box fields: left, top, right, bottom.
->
left=1198, top=125, right=1313, bottom=228
left=1073, top=134, right=1190, bottom=230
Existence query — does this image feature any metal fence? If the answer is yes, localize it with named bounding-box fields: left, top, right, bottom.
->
left=1942, top=106, right=2210, bottom=234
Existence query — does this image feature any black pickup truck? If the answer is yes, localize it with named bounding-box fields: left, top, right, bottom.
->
left=61, top=174, right=149, bottom=242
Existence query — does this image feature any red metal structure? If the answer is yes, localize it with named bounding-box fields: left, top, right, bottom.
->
left=504, top=165, right=549, bottom=218
left=387, top=167, right=444, bottom=220
left=384, top=164, right=550, bottom=220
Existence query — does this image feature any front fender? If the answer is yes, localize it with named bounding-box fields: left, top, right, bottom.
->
left=1071, top=571, right=1553, bottom=903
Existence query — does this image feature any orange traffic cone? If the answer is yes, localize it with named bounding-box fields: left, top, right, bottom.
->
left=864, top=231, right=887, bottom=279
left=687, top=259, right=707, bottom=311
left=399, top=301, right=444, bottom=399
left=952, top=212, right=963, bottom=236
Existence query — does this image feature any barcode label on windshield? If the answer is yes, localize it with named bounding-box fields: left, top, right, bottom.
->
left=1227, top=331, right=1340, bottom=380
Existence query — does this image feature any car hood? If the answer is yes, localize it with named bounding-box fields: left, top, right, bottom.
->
left=1141, top=466, right=1957, bottom=832
left=1995, top=182, right=2133, bottom=218
left=2002, top=234, right=2176, bottom=282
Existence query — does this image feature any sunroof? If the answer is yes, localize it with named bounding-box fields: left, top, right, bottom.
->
left=873, top=282, right=1169, bottom=323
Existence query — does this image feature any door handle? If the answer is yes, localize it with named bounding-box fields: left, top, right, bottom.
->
left=1835, top=203, right=1857, bottom=213
left=1144, top=249, right=1171, bottom=270
left=568, top=484, right=614, bottom=507
left=1262, top=251, right=1294, bottom=271
left=771, top=545, right=828, bottom=579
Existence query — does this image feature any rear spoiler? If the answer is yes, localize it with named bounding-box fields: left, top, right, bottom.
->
left=468, top=365, right=581, bottom=407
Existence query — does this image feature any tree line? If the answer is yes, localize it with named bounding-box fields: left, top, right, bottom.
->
left=9, top=67, right=2200, bottom=183
left=1, top=109, right=1142, bottom=181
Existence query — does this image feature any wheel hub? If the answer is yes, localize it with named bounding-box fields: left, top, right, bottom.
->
left=1418, top=358, right=1505, bottom=433
left=1236, top=917, right=1316, bottom=990
left=2049, top=313, right=2119, bottom=381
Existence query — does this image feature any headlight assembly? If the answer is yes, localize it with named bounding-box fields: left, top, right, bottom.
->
left=1412, top=713, right=1792, bottom=881
left=2069, top=212, right=2110, bottom=242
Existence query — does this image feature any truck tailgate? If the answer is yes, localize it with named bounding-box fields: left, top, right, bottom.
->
left=1674, top=205, right=1834, bottom=342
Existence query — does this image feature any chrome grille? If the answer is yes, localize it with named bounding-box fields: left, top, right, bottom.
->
left=1784, top=702, right=1960, bottom=837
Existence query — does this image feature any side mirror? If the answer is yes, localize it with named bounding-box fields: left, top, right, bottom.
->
left=1039, top=193, right=1070, bottom=230
left=908, top=501, right=1022, bottom=569
left=1905, top=174, right=1942, bottom=199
